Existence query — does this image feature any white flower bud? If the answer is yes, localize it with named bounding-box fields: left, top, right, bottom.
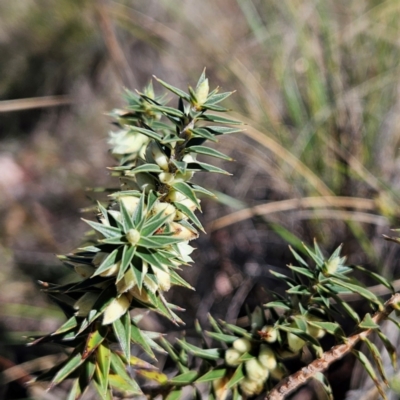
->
left=240, top=377, right=264, bottom=397
left=260, top=325, right=278, bottom=343
left=165, top=189, right=186, bottom=203
left=324, top=257, right=340, bottom=274
left=258, top=345, right=277, bottom=370
left=173, top=171, right=194, bottom=183
left=100, top=260, right=121, bottom=277
left=225, top=348, right=242, bottom=366
left=151, top=201, right=176, bottom=222
left=119, top=196, right=140, bottom=215
left=169, top=222, right=198, bottom=241
left=74, top=293, right=98, bottom=317
left=154, top=267, right=171, bottom=291
left=102, top=294, right=130, bottom=325
left=245, top=358, right=269, bottom=382
left=149, top=142, right=169, bottom=171
left=126, top=229, right=140, bottom=246
left=116, top=267, right=136, bottom=293
left=287, top=330, right=305, bottom=353
left=270, top=364, right=286, bottom=381
left=158, top=172, right=175, bottom=185
left=232, top=338, right=252, bottom=354
left=129, top=286, right=150, bottom=303
left=195, top=78, right=209, bottom=105
left=306, top=313, right=325, bottom=339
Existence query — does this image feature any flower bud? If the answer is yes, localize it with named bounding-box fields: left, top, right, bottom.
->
left=154, top=267, right=171, bottom=291
left=165, top=189, right=186, bottom=203
left=258, top=345, right=277, bottom=370
left=173, top=171, right=194, bottom=183
left=159, top=172, right=175, bottom=185
left=182, top=153, right=197, bottom=163
left=195, top=78, right=209, bottom=106
left=126, top=229, right=141, bottom=246
left=245, top=358, right=269, bottom=382
left=270, top=364, right=287, bottom=381
left=287, top=330, right=305, bottom=353
left=324, top=257, right=340, bottom=274
left=116, top=267, right=136, bottom=293
left=225, top=348, right=242, bottom=366
left=102, top=294, right=131, bottom=325
left=232, top=338, right=252, bottom=354
left=306, top=313, right=325, bottom=339
left=240, top=377, right=264, bottom=397
left=120, top=196, right=140, bottom=215
left=129, top=286, right=150, bottom=303
left=169, top=222, right=198, bottom=241
left=149, top=142, right=169, bottom=171
left=151, top=201, right=176, bottom=222
left=260, top=325, right=278, bottom=343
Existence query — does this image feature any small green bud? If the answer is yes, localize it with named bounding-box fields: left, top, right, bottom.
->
left=126, top=229, right=141, bottom=245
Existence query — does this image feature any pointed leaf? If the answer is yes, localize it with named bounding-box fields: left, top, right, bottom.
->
left=196, top=368, right=227, bottom=383
left=128, top=126, right=162, bottom=141
left=125, top=163, right=162, bottom=175
left=113, top=312, right=131, bottom=360
left=82, top=219, right=121, bottom=239
left=188, top=145, right=232, bottom=160
left=227, top=364, right=245, bottom=389
left=177, top=339, right=222, bottom=360
left=172, top=182, right=201, bottom=209
left=170, top=371, right=198, bottom=385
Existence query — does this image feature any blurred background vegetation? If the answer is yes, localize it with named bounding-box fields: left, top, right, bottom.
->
left=2, top=0, right=400, bottom=399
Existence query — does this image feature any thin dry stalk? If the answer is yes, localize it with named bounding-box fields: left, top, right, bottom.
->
left=266, top=293, right=400, bottom=400
left=0, top=96, right=72, bottom=112
left=209, top=196, right=377, bottom=231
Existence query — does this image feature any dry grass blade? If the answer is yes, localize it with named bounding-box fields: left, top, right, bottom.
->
left=209, top=196, right=377, bottom=231
left=0, top=96, right=72, bottom=112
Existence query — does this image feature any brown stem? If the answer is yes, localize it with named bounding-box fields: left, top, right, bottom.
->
left=266, top=293, right=400, bottom=400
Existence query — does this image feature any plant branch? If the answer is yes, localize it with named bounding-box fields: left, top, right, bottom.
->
left=265, top=293, right=400, bottom=400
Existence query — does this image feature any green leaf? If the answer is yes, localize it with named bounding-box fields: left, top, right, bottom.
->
left=66, top=379, right=82, bottom=400
left=279, top=326, right=320, bottom=347
left=288, top=265, right=315, bottom=279
left=83, top=326, right=107, bottom=360
left=204, top=91, right=234, bottom=105
left=190, top=128, right=218, bottom=142
left=172, top=181, right=201, bottom=209
left=353, top=349, right=387, bottom=399
left=187, top=145, right=232, bottom=160
left=198, top=114, right=241, bottom=124
left=359, top=313, right=380, bottom=330
left=187, top=161, right=231, bottom=175
left=153, top=76, right=190, bottom=101
left=174, top=201, right=203, bottom=231
left=50, top=348, right=85, bottom=388
left=169, top=269, right=194, bottom=289
left=125, top=163, right=162, bottom=175
left=355, top=265, right=394, bottom=293
left=136, top=369, right=168, bottom=384
left=206, top=331, right=239, bottom=344
left=51, top=316, right=78, bottom=335
left=113, top=312, right=131, bottom=360
left=110, top=352, right=142, bottom=394
left=141, top=208, right=176, bottom=237
left=117, top=245, right=136, bottom=282
left=96, top=343, right=111, bottom=396
left=329, top=278, right=382, bottom=306
left=227, top=364, right=245, bottom=389
left=165, top=388, right=183, bottom=400
left=108, top=374, right=141, bottom=396
left=205, top=126, right=243, bottom=135
left=177, top=339, right=222, bottom=360
left=377, top=330, right=397, bottom=370
left=192, top=184, right=216, bottom=197
left=93, top=249, right=120, bottom=277
left=139, top=235, right=183, bottom=248
left=130, top=322, right=156, bottom=359
left=363, top=337, right=389, bottom=385
left=128, top=126, right=162, bottom=141
left=170, top=371, right=198, bottom=385
left=82, top=219, right=121, bottom=239
left=151, top=104, right=184, bottom=118
left=196, top=368, right=227, bottom=383
left=264, top=300, right=291, bottom=310
left=307, top=321, right=344, bottom=337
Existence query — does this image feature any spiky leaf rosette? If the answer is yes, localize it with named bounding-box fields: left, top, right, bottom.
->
left=30, top=71, right=240, bottom=399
